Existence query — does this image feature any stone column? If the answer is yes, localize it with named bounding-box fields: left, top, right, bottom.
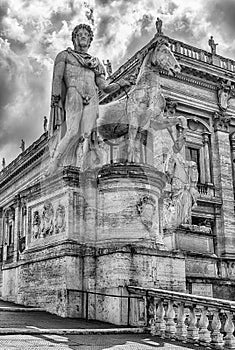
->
left=202, top=132, right=212, bottom=184
left=199, top=147, right=206, bottom=184
left=0, top=208, right=3, bottom=246
left=13, top=195, right=21, bottom=262
left=213, top=112, right=235, bottom=257
left=230, top=134, right=235, bottom=195
left=0, top=208, right=3, bottom=263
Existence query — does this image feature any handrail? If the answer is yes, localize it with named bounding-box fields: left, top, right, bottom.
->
left=128, top=286, right=235, bottom=348
left=67, top=289, right=144, bottom=326
left=128, top=286, right=235, bottom=310
left=67, top=288, right=142, bottom=299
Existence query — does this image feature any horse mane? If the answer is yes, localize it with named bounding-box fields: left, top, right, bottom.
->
left=135, top=37, right=169, bottom=85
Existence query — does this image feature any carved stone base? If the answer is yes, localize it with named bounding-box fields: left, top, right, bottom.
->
left=1, top=165, right=186, bottom=324
left=2, top=241, right=185, bottom=324
left=97, top=163, right=167, bottom=245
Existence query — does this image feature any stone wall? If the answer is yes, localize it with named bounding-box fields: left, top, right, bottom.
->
left=82, top=246, right=186, bottom=324
left=2, top=241, right=186, bottom=324
left=2, top=242, right=83, bottom=317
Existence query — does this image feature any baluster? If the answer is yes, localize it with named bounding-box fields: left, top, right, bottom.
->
left=198, top=306, right=211, bottom=344
left=176, top=302, right=187, bottom=341
left=148, top=297, right=157, bottom=336
left=224, top=311, right=235, bottom=349
left=155, top=299, right=166, bottom=338
left=165, top=300, right=176, bottom=338
left=211, top=310, right=224, bottom=349
left=187, top=305, right=199, bottom=342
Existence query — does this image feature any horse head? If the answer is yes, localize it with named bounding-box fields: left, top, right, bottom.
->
left=136, top=38, right=180, bottom=85
left=150, top=38, right=181, bottom=75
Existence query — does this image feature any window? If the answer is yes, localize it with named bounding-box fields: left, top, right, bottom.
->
left=185, top=119, right=212, bottom=185
left=186, top=147, right=201, bottom=183
left=8, top=223, right=13, bottom=245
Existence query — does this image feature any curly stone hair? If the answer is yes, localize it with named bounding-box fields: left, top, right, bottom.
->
left=72, top=24, right=94, bottom=47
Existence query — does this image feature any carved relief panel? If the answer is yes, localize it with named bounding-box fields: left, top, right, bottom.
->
left=29, top=198, right=67, bottom=243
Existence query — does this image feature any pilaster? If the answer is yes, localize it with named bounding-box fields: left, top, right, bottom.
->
left=202, top=132, right=212, bottom=184
left=213, top=112, right=235, bottom=257
left=230, top=134, right=235, bottom=197
left=13, top=195, right=20, bottom=262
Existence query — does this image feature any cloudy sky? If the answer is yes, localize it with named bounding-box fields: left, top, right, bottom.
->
left=0, top=0, right=235, bottom=165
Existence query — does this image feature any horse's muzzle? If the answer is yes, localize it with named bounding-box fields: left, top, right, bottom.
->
left=169, top=66, right=181, bottom=76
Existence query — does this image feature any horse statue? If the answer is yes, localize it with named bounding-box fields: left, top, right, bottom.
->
left=98, top=37, right=186, bottom=162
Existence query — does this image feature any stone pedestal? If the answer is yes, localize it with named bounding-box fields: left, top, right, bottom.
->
left=96, top=163, right=167, bottom=245
left=1, top=165, right=186, bottom=324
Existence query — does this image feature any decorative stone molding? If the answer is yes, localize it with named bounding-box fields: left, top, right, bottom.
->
left=217, top=80, right=235, bottom=112
left=213, top=111, right=231, bottom=132
left=31, top=201, right=66, bottom=241
left=164, top=98, right=178, bottom=117
left=41, top=201, right=54, bottom=237
left=55, top=204, right=66, bottom=235
left=33, top=210, right=41, bottom=239
left=226, top=261, right=235, bottom=279
left=180, top=223, right=212, bottom=234
left=136, top=195, right=156, bottom=231
left=5, top=206, right=15, bottom=221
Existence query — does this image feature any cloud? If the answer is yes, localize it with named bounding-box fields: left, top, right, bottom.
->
left=0, top=37, right=51, bottom=153
left=0, top=2, right=9, bottom=33
left=204, top=0, right=235, bottom=59
left=0, top=0, right=234, bottom=165
left=206, top=0, right=235, bottom=39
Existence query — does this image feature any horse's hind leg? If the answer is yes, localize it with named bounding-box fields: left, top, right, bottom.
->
left=127, top=121, right=138, bottom=162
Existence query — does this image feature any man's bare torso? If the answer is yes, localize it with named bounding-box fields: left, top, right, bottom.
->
left=63, top=51, right=99, bottom=100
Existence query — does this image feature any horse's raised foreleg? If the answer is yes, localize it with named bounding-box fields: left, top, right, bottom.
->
left=151, top=116, right=179, bottom=130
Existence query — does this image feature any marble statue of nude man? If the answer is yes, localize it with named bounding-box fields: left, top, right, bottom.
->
left=47, top=24, right=129, bottom=174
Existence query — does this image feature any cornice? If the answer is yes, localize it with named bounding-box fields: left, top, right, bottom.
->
left=100, top=34, right=235, bottom=104
left=0, top=133, right=48, bottom=192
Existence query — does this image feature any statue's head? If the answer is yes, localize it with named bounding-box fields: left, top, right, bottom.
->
left=72, top=24, right=94, bottom=48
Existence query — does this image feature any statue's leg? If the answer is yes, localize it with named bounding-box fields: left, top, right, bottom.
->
left=46, top=89, right=83, bottom=175
left=80, top=97, right=100, bottom=171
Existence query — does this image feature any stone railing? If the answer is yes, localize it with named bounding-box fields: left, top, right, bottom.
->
left=128, top=286, right=235, bottom=349
left=197, top=183, right=216, bottom=198
left=169, top=39, right=211, bottom=64
left=168, top=37, right=235, bottom=72
left=180, top=223, right=212, bottom=234
left=0, top=132, right=48, bottom=189
left=105, top=34, right=235, bottom=91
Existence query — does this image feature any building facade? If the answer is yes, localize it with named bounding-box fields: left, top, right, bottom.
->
left=0, top=33, right=235, bottom=322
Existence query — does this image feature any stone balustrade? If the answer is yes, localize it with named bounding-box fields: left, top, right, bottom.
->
left=106, top=35, right=235, bottom=92
left=128, top=286, right=235, bottom=349
left=180, top=223, right=212, bottom=234
left=168, top=37, right=235, bottom=72
left=197, top=183, right=216, bottom=198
